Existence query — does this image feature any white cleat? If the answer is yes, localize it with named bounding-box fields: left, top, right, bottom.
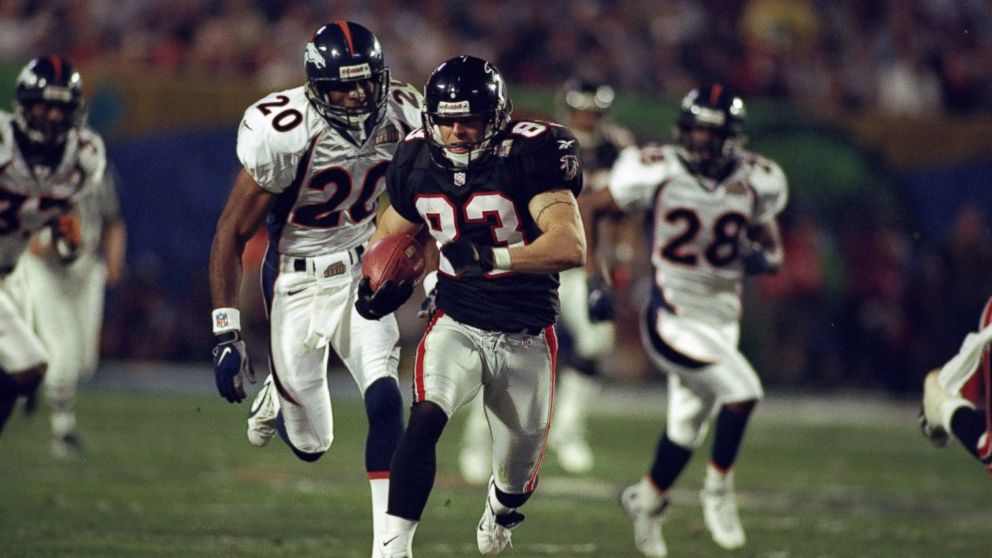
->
left=246, top=375, right=279, bottom=447
left=700, top=470, right=746, bottom=550
left=477, top=480, right=525, bottom=555
left=619, top=483, right=669, bottom=557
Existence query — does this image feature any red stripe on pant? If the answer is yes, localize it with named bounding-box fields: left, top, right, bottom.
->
left=414, top=311, right=443, bottom=403
left=525, top=324, right=558, bottom=493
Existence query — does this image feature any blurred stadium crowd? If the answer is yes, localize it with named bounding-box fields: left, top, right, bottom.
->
left=1, top=0, right=990, bottom=396
left=2, top=0, right=991, bottom=115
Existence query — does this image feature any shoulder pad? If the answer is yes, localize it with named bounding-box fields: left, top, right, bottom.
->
left=75, top=127, right=107, bottom=179
left=386, top=80, right=424, bottom=132
left=238, top=87, right=319, bottom=158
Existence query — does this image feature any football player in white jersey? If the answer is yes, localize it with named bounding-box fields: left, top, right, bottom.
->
left=457, top=78, right=635, bottom=480
left=19, top=162, right=125, bottom=458
left=581, top=84, right=787, bottom=556
left=208, top=21, right=422, bottom=557
left=0, top=56, right=105, bottom=439
left=921, top=296, right=992, bottom=472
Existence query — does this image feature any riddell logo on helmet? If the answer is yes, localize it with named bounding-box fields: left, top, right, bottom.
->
left=438, top=100, right=470, bottom=114
left=340, top=64, right=371, bottom=79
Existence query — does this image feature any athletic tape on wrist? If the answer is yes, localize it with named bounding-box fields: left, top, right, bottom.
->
left=492, top=247, right=511, bottom=271
left=212, top=307, right=241, bottom=334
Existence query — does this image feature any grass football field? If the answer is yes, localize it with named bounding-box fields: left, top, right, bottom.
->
left=1, top=369, right=989, bottom=558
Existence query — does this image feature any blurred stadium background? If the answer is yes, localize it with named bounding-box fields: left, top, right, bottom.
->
left=1, top=1, right=991, bottom=556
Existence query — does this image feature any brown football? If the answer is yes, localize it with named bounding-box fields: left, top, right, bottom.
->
left=362, top=234, right=426, bottom=291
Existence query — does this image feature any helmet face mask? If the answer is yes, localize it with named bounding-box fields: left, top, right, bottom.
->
left=304, top=21, right=390, bottom=134
left=675, top=84, right=746, bottom=179
left=422, top=56, right=512, bottom=170
left=13, top=56, right=84, bottom=147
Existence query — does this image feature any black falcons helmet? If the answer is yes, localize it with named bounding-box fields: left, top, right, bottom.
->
left=304, top=21, right=389, bottom=133
left=14, top=55, right=85, bottom=146
left=675, top=83, right=747, bottom=178
left=561, top=77, right=615, bottom=113
left=423, top=55, right=512, bottom=169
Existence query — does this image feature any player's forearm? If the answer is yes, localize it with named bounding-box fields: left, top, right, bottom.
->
left=209, top=230, right=246, bottom=309
left=506, top=223, right=585, bottom=273
left=102, top=219, right=127, bottom=285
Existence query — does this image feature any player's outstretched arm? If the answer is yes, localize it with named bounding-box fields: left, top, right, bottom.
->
left=209, top=170, right=273, bottom=403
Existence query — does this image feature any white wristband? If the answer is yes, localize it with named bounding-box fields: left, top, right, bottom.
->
left=212, top=307, right=241, bottom=334
left=491, top=247, right=511, bottom=271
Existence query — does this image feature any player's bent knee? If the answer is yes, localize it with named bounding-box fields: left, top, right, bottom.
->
left=364, top=377, right=403, bottom=420
left=406, top=401, right=449, bottom=445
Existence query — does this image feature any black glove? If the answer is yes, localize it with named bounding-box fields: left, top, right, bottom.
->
left=212, top=330, right=256, bottom=403
left=587, top=276, right=616, bottom=322
left=355, top=277, right=414, bottom=320
left=741, top=245, right=772, bottom=275
left=441, top=239, right=494, bottom=277
left=418, top=287, right=438, bottom=320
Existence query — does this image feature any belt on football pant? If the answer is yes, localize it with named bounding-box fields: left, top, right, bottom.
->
left=281, top=245, right=364, bottom=276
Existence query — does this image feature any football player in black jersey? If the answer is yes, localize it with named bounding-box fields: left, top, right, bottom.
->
left=355, top=56, right=585, bottom=557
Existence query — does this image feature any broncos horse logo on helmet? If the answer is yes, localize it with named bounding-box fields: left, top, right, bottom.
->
left=422, top=55, right=513, bottom=171
left=14, top=55, right=85, bottom=147
left=675, top=84, right=747, bottom=179
left=304, top=20, right=390, bottom=136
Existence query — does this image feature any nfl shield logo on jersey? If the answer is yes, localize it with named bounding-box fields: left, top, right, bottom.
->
left=454, top=172, right=466, bottom=186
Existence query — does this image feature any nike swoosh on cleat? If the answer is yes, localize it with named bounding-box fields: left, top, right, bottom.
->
left=382, top=535, right=400, bottom=547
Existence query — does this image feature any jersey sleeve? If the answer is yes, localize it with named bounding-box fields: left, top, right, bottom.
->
left=235, top=92, right=311, bottom=194
left=516, top=122, right=583, bottom=199
left=384, top=132, right=424, bottom=223
left=608, top=144, right=673, bottom=211
left=749, top=156, right=788, bottom=224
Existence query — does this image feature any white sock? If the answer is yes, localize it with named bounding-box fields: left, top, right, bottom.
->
left=638, top=476, right=666, bottom=508
left=705, top=464, right=734, bottom=488
left=369, top=477, right=389, bottom=544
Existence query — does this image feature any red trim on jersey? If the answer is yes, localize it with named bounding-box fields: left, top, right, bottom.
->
left=525, top=324, right=558, bottom=493
left=414, top=311, right=443, bottom=402
left=709, top=83, right=723, bottom=105
left=52, top=55, right=63, bottom=81
left=337, top=20, right=355, bottom=56
left=367, top=471, right=390, bottom=480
